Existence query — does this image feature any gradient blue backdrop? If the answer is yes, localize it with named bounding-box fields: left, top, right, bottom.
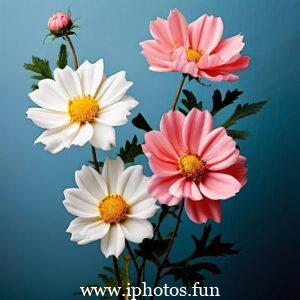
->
left=1, top=0, right=299, bottom=299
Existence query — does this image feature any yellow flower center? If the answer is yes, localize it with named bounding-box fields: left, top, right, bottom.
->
left=98, top=194, right=129, bottom=224
left=68, top=95, right=100, bottom=124
left=185, top=48, right=204, bottom=63
left=179, top=152, right=206, bottom=180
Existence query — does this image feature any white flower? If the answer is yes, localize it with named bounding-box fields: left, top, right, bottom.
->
left=27, top=59, right=138, bottom=153
left=63, top=157, right=159, bottom=258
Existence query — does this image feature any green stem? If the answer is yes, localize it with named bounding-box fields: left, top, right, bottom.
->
left=64, top=34, right=79, bottom=69
left=137, top=75, right=187, bottom=289
left=171, top=74, right=187, bottom=111
left=113, top=256, right=125, bottom=300
left=150, top=202, right=184, bottom=300
left=91, top=144, right=100, bottom=173
left=125, top=240, right=139, bottom=275
left=136, top=207, right=167, bottom=287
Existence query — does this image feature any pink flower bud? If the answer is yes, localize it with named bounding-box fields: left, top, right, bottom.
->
left=48, top=12, right=72, bottom=35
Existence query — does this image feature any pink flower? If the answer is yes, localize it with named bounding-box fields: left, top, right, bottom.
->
left=48, top=12, right=72, bottom=35
left=142, top=109, right=247, bottom=224
left=140, top=9, right=250, bottom=81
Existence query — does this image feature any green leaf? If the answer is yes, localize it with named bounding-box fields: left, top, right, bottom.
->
left=178, top=89, right=203, bottom=115
left=162, top=264, right=206, bottom=287
left=163, top=261, right=221, bottom=287
left=211, top=89, right=243, bottom=115
left=186, top=74, right=211, bottom=86
left=135, top=238, right=171, bottom=265
left=192, top=225, right=239, bottom=258
left=132, top=113, right=152, bottom=132
left=227, top=129, right=252, bottom=140
left=56, top=44, right=68, bottom=68
left=24, top=56, right=53, bottom=80
left=31, top=83, right=38, bottom=91
left=222, top=100, right=268, bottom=128
left=118, top=135, right=143, bottom=164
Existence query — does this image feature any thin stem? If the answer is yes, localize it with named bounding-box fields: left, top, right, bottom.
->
left=137, top=75, right=187, bottom=288
left=113, top=256, right=124, bottom=300
left=64, top=34, right=79, bottom=69
left=136, top=207, right=167, bottom=286
left=150, top=202, right=184, bottom=300
left=171, top=74, right=187, bottom=111
left=91, top=145, right=100, bottom=173
left=125, top=240, right=139, bottom=275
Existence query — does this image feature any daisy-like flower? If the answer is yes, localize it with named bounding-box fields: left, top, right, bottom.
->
left=142, top=109, right=247, bottom=224
left=63, top=157, right=159, bottom=258
left=27, top=59, right=138, bottom=153
left=140, top=9, right=250, bottom=81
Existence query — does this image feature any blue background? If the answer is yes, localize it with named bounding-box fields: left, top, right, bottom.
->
left=1, top=0, right=299, bottom=299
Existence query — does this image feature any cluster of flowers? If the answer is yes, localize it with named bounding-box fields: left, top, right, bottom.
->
left=27, top=9, right=248, bottom=260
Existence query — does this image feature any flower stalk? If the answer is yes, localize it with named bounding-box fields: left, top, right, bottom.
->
left=150, top=201, right=184, bottom=299
left=171, top=73, right=187, bottom=110
left=113, top=256, right=125, bottom=300
left=64, top=34, right=78, bottom=69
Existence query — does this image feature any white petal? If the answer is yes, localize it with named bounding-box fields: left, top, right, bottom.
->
left=26, top=108, right=69, bottom=129
left=101, top=224, right=125, bottom=258
left=116, top=165, right=148, bottom=202
left=28, top=79, right=68, bottom=111
left=84, top=222, right=110, bottom=241
left=63, top=188, right=98, bottom=218
left=126, top=176, right=151, bottom=205
left=120, top=218, right=153, bottom=243
left=66, top=218, right=109, bottom=245
left=75, top=165, right=108, bottom=200
left=34, top=123, right=80, bottom=154
left=90, top=122, right=116, bottom=150
left=97, top=96, right=139, bottom=126
left=72, top=123, right=94, bottom=146
left=129, top=198, right=159, bottom=219
left=102, top=157, right=124, bottom=194
left=53, top=66, right=82, bottom=99
left=67, top=217, right=99, bottom=244
left=76, top=59, right=104, bottom=97
left=97, top=71, right=133, bottom=107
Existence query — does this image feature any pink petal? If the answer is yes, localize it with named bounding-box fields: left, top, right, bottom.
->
left=198, top=70, right=239, bottom=82
left=142, top=131, right=179, bottom=177
left=188, top=14, right=223, bottom=54
left=199, top=127, right=239, bottom=169
left=168, top=9, right=189, bottom=47
left=143, top=131, right=178, bottom=163
left=198, top=53, right=224, bottom=69
left=140, top=40, right=173, bottom=71
left=172, top=46, right=199, bottom=77
left=144, top=150, right=179, bottom=177
left=212, top=34, right=245, bottom=62
left=185, top=198, right=222, bottom=224
left=183, top=109, right=213, bottom=154
left=211, top=56, right=250, bottom=73
left=160, top=110, right=185, bottom=155
left=149, top=17, right=173, bottom=51
left=169, top=178, right=202, bottom=200
left=221, top=155, right=248, bottom=187
left=148, top=175, right=182, bottom=206
left=200, top=172, right=241, bottom=200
